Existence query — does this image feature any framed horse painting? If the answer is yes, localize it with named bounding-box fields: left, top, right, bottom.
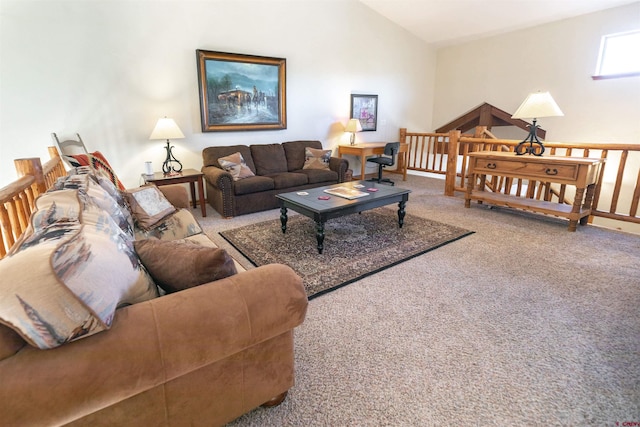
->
left=196, top=50, right=287, bottom=132
left=350, top=94, right=378, bottom=131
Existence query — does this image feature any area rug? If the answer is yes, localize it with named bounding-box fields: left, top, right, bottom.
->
left=219, top=208, right=473, bottom=299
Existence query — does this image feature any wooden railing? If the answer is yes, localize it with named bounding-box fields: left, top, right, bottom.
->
left=400, top=127, right=640, bottom=228
left=0, top=147, right=66, bottom=258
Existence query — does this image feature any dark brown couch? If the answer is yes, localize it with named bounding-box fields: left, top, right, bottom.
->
left=202, top=140, right=349, bottom=217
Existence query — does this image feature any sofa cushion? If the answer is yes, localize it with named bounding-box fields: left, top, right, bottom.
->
left=303, top=147, right=332, bottom=170
left=125, top=185, right=176, bottom=230
left=64, top=151, right=126, bottom=190
left=134, top=239, right=237, bottom=294
left=250, top=144, right=288, bottom=175
left=217, top=152, right=255, bottom=181
left=202, top=145, right=256, bottom=174
left=0, top=189, right=158, bottom=349
left=233, top=175, right=276, bottom=196
left=267, top=172, right=309, bottom=189
left=282, top=140, right=323, bottom=171
left=294, top=168, right=339, bottom=184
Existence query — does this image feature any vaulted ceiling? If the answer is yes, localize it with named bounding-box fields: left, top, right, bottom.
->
left=359, top=0, right=638, bottom=47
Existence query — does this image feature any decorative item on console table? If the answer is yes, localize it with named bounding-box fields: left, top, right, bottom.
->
left=511, top=91, right=564, bottom=156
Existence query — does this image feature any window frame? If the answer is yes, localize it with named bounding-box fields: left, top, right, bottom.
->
left=592, top=29, right=640, bottom=80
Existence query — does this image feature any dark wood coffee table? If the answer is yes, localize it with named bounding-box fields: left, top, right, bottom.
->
left=276, top=181, right=411, bottom=254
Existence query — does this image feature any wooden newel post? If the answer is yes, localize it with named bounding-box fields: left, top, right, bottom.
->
left=14, top=158, right=46, bottom=195
left=444, top=130, right=461, bottom=196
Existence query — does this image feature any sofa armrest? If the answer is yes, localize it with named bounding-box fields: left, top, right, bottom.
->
left=329, top=157, right=349, bottom=182
left=0, top=264, right=307, bottom=427
left=153, top=263, right=308, bottom=378
left=202, top=165, right=233, bottom=190
left=202, top=165, right=235, bottom=217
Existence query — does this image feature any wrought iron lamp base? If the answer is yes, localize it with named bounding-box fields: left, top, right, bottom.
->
left=515, top=119, right=545, bottom=156
left=162, top=140, right=183, bottom=176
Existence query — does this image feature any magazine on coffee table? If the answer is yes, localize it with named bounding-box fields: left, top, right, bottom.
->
left=323, top=186, right=370, bottom=199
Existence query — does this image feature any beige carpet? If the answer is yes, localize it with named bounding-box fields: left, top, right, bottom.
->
left=196, top=174, right=640, bottom=426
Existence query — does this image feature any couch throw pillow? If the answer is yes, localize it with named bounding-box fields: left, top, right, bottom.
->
left=218, top=152, right=255, bottom=181
left=134, top=209, right=203, bottom=241
left=64, top=151, right=126, bottom=190
left=303, top=147, right=332, bottom=170
left=124, top=185, right=176, bottom=230
left=134, top=239, right=237, bottom=294
left=0, top=205, right=158, bottom=349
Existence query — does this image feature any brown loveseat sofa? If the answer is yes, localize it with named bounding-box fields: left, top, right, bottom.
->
left=202, top=140, right=349, bottom=217
left=0, top=165, right=308, bottom=426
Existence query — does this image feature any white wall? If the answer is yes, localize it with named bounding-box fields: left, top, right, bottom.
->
left=432, top=2, right=640, bottom=233
left=433, top=2, right=640, bottom=143
left=0, top=0, right=436, bottom=187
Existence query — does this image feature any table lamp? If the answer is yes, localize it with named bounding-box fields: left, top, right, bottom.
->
left=511, top=91, right=564, bottom=156
left=149, top=117, right=185, bottom=175
left=345, top=118, right=363, bottom=145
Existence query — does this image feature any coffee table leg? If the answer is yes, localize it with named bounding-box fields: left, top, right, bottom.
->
left=315, top=221, right=325, bottom=254
left=280, top=207, right=288, bottom=233
left=397, top=200, right=407, bottom=228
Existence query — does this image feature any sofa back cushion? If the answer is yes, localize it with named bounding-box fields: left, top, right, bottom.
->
left=250, top=143, right=288, bottom=175
left=282, top=140, right=323, bottom=171
left=202, top=145, right=256, bottom=174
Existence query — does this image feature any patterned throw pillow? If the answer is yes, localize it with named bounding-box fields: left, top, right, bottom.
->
left=303, top=147, right=331, bottom=170
left=0, top=187, right=158, bottom=349
left=124, top=185, right=176, bottom=230
left=218, top=152, right=255, bottom=181
left=64, top=151, right=126, bottom=190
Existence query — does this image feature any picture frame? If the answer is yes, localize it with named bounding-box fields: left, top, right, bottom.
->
left=196, top=50, right=286, bottom=132
left=350, top=94, right=378, bottom=131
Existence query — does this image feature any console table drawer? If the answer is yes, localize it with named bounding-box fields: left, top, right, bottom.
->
left=474, top=159, right=578, bottom=180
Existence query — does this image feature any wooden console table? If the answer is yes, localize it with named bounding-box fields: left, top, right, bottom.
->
left=338, top=143, right=409, bottom=181
left=465, top=152, right=604, bottom=231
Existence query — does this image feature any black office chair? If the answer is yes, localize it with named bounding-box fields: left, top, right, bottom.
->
left=366, top=142, right=400, bottom=186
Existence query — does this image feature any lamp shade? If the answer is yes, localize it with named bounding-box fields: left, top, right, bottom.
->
left=345, top=118, right=363, bottom=133
left=149, top=117, right=185, bottom=140
left=511, top=92, right=564, bottom=120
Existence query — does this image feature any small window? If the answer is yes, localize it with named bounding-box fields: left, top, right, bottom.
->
left=593, top=29, right=640, bottom=80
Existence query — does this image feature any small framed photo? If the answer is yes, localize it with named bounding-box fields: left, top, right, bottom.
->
left=350, top=94, right=378, bottom=131
left=196, top=50, right=287, bottom=132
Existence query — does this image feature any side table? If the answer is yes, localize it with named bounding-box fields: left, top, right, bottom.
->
left=142, top=168, right=207, bottom=217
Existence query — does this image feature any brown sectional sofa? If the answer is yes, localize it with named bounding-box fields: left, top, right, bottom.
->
left=0, top=167, right=308, bottom=426
left=202, top=140, right=349, bottom=217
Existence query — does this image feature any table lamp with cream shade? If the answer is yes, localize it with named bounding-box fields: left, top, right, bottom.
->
left=511, top=91, right=564, bottom=156
left=149, top=117, right=184, bottom=175
left=345, top=118, right=363, bottom=145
